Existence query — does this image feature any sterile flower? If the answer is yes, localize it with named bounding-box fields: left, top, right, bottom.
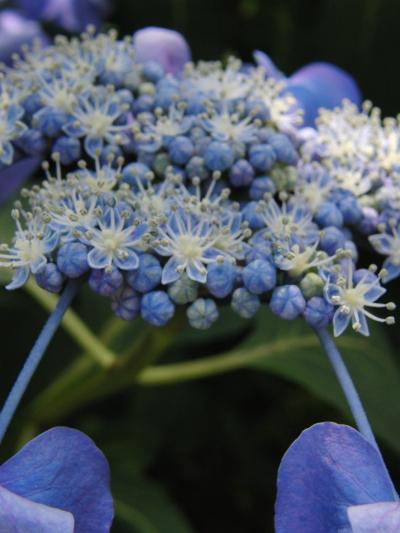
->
left=275, top=422, right=398, bottom=533
left=0, top=426, right=113, bottom=532
left=133, top=26, right=191, bottom=75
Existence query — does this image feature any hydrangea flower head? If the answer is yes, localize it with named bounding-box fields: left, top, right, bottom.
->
left=0, top=29, right=397, bottom=337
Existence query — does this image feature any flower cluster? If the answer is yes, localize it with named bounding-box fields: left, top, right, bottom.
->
left=0, top=30, right=397, bottom=337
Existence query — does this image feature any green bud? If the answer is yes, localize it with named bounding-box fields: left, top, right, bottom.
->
left=168, top=274, right=199, bottom=304
left=152, top=153, right=170, bottom=177
left=139, top=82, right=156, bottom=96
left=270, top=165, right=297, bottom=191
left=300, top=272, right=324, bottom=299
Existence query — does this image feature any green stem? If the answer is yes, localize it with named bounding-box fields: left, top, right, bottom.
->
left=31, top=325, right=175, bottom=425
left=25, top=279, right=116, bottom=368
left=135, top=335, right=318, bottom=385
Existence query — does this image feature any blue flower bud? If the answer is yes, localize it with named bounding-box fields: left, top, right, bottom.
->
left=245, top=98, right=270, bottom=121
left=155, top=88, right=179, bottom=110
left=121, top=162, right=151, bottom=188
left=111, top=287, right=141, bottom=320
left=142, top=60, right=165, bottom=82
left=35, top=263, right=64, bottom=293
left=249, top=144, right=277, bottom=172
left=204, top=141, right=235, bottom=171
left=52, top=136, right=81, bottom=165
left=126, top=253, right=162, bottom=293
left=100, top=145, right=122, bottom=165
left=168, top=274, right=198, bottom=304
left=242, top=259, right=276, bottom=294
left=186, top=94, right=208, bottom=115
left=132, top=95, right=155, bottom=114
left=57, top=242, right=89, bottom=278
left=243, top=201, right=266, bottom=230
left=187, top=298, right=219, bottom=329
left=168, top=135, right=194, bottom=165
left=315, top=201, right=343, bottom=228
left=303, top=296, right=334, bottom=328
left=339, top=196, right=362, bottom=225
left=186, top=156, right=209, bottom=181
left=15, top=129, right=46, bottom=156
left=22, top=93, right=42, bottom=116
left=319, top=226, right=346, bottom=255
left=89, top=267, right=123, bottom=297
left=229, top=159, right=254, bottom=187
left=267, top=133, right=298, bottom=165
left=34, top=108, right=68, bottom=137
left=117, top=89, right=135, bottom=106
left=206, top=260, right=236, bottom=298
left=190, top=126, right=208, bottom=144
left=231, top=288, right=260, bottom=318
left=270, top=285, right=306, bottom=320
left=249, top=176, right=276, bottom=200
left=358, top=208, right=379, bottom=235
left=141, top=290, right=175, bottom=326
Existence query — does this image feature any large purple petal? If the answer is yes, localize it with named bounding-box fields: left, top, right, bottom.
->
left=348, top=502, right=400, bottom=532
left=0, top=427, right=114, bottom=533
left=275, top=422, right=396, bottom=533
left=133, top=26, right=191, bottom=75
left=0, top=156, right=42, bottom=205
left=287, top=62, right=362, bottom=125
left=0, top=10, right=49, bottom=64
left=0, top=485, right=74, bottom=532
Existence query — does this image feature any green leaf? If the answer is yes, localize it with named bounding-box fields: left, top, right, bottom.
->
left=246, top=307, right=400, bottom=452
left=113, top=479, right=194, bottom=533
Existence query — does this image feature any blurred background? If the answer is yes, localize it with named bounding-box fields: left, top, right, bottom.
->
left=1, top=1, right=400, bottom=532
left=117, top=0, right=400, bottom=116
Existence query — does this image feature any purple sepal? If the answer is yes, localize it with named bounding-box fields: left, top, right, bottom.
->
left=0, top=10, right=49, bottom=64
left=0, top=427, right=114, bottom=533
left=287, top=62, right=362, bottom=125
left=133, top=26, right=191, bottom=75
left=275, top=422, right=396, bottom=533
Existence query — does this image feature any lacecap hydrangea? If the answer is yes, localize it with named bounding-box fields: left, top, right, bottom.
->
left=0, top=29, right=397, bottom=336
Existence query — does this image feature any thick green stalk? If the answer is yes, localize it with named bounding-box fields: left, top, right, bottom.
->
left=135, top=335, right=317, bottom=385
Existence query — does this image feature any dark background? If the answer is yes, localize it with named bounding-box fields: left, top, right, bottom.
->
left=2, top=1, right=400, bottom=532
left=113, top=0, right=400, bottom=115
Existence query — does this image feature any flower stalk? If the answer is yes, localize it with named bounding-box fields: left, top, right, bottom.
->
left=313, top=326, right=378, bottom=447
left=0, top=280, right=80, bottom=442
